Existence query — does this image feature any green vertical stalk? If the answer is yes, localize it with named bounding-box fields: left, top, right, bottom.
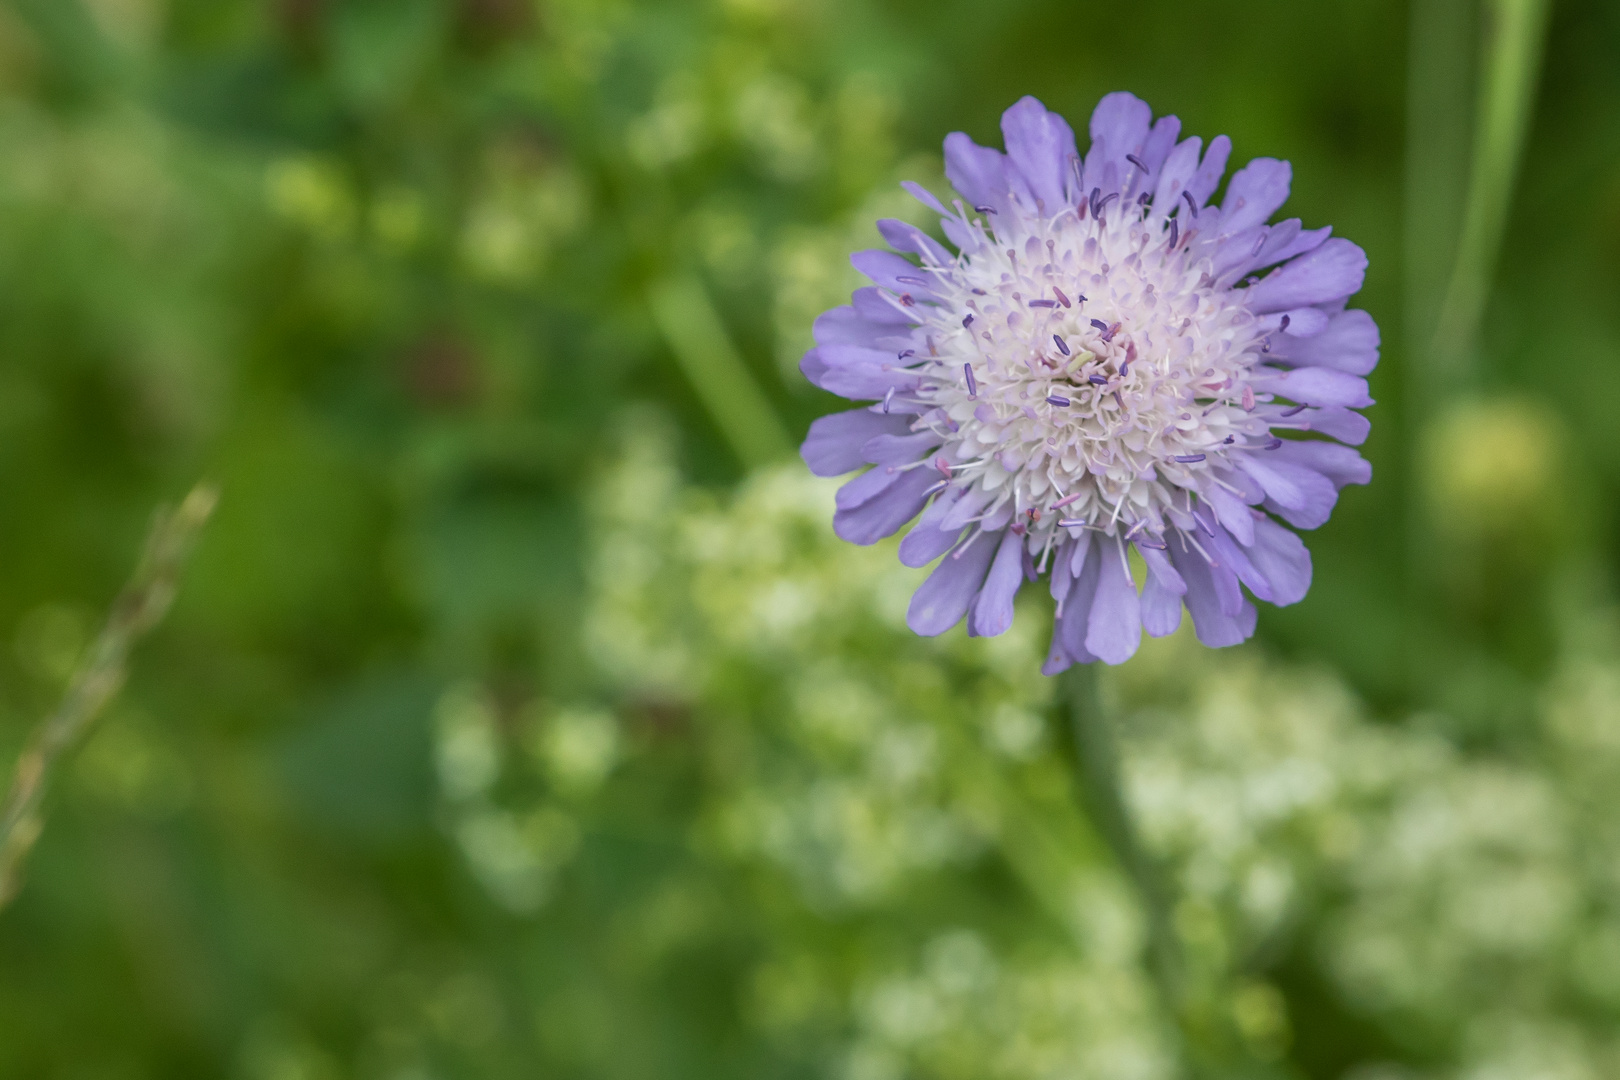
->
left=649, top=274, right=794, bottom=470
left=1429, top=0, right=1552, bottom=384
left=0, top=483, right=217, bottom=910
left=1060, top=665, right=1185, bottom=1022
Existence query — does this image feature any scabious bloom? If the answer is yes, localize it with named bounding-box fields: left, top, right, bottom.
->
left=800, top=94, right=1376, bottom=671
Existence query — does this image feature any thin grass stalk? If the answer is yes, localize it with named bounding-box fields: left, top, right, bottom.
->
left=0, top=482, right=218, bottom=910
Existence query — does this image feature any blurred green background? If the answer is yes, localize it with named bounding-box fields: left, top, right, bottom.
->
left=0, top=0, right=1617, bottom=1077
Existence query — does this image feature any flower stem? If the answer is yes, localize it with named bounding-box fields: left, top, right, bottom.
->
left=0, top=482, right=218, bottom=911
left=1059, top=664, right=1184, bottom=1016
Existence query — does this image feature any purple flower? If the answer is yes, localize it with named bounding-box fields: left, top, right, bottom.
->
left=799, top=94, right=1376, bottom=671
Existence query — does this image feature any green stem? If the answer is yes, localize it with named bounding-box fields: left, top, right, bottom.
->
left=0, top=482, right=218, bottom=910
left=1429, top=0, right=1551, bottom=382
left=1060, top=664, right=1184, bottom=1016
left=649, top=274, right=794, bottom=470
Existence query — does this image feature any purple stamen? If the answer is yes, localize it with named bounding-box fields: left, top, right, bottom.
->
left=1052, top=492, right=1082, bottom=509
left=1094, top=192, right=1119, bottom=217
left=882, top=387, right=895, bottom=413
left=1088, top=374, right=1108, bottom=385
left=897, top=275, right=928, bottom=286
left=1168, top=218, right=1178, bottom=249
left=1029, top=299, right=1057, bottom=308
left=1264, top=437, right=1283, bottom=450
left=1279, top=314, right=1291, bottom=331
left=1090, top=318, right=1109, bottom=332
left=1053, top=287, right=1071, bottom=308
left=974, top=204, right=997, bottom=214
left=1089, top=187, right=1102, bottom=216
left=963, top=363, right=977, bottom=396
left=935, top=456, right=952, bottom=477
left=1182, top=191, right=1198, bottom=217
left=1058, top=518, right=1087, bottom=529
left=1046, top=395, right=1071, bottom=407
left=1126, top=153, right=1147, bottom=172
left=962, top=314, right=974, bottom=328
left=1053, top=335, right=1070, bottom=356
left=1281, top=404, right=1308, bottom=417
left=1173, top=454, right=1206, bottom=463
left=1136, top=538, right=1168, bottom=550
left=900, top=294, right=915, bottom=306
left=898, top=349, right=915, bottom=359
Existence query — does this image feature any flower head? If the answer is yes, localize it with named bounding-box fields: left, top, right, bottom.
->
left=800, top=94, right=1377, bottom=671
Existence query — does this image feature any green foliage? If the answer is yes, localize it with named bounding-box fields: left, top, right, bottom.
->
left=0, top=0, right=1617, bottom=1078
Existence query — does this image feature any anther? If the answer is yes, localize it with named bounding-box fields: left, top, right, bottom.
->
left=898, top=349, right=915, bottom=359
left=1052, top=493, right=1082, bottom=509
left=1173, top=454, right=1206, bottom=463
left=1057, top=518, right=1087, bottom=529
left=896, top=276, right=928, bottom=286
left=963, top=363, right=978, bottom=397
left=1053, top=335, right=1070, bottom=356
left=1182, top=191, right=1198, bottom=217
left=1029, top=299, right=1057, bottom=308
left=1264, top=437, right=1283, bottom=450
left=1279, top=314, right=1291, bottom=331
left=1046, top=395, right=1071, bottom=407
left=1126, top=154, right=1147, bottom=172
left=962, top=314, right=974, bottom=328
left=1053, top=287, right=1071, bottom=308
left=1088, top=374, right=1108, bottom=385
left=974, top=204, right=997, bottom=214
left=900, top=294, right=915, bottom=306
left=1281, top=404, right=1308, bottom=416
left=882, top=387, right=895, bottom=413
left=1168, top=218, right=1178, bottom=249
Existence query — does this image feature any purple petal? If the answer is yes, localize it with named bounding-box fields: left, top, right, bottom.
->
left=1256, top=221, right=1332, bottom=269
left=1083, top=92, right=1153, bottom=195
left=1205, top=482, right=1256, bottom=545
left=940, top=484, right=998, bottom=531
left=1205, top=521, right=1270, bottom=603
left=1218, top=158, right=1291, bottom=236
left=802, top=407, right=912, bottom=476
left=899, top=489, right=967, bottom=568
left=811, top=345, right=923, bottom=399
left=1266, top=308, right=1380, bottom=375
left=851, top=286, right=916, bottom=325
left=1151, top=136, right=1203, bottom=219
left=1297, top=406, right=1371, bottom=445
left=813, top=306, right=895, bottom=348
left=1245, top=238, right=1368, bottom=313
left=1059, top=536, right=1104, bottom=662
left=1169, top=538, right=1256, bottom=647
left=901, top=180, right=948, bottom=215
left=970, top=528, right=1027, bottom=637
left=943, top=133, right=1011, bottom=218
left=1252, top=366, right=1373, bottom=409
left=1238, top=455, right=1339, bottom=519
left=1185, top=134, right=1232, bottom=207
left=852, top=249, right=939, bottom=300
left=836, top=463, right=902, bottom=510
left=907, top=531, right=999, bottom=636
left=1139, top=546, right=1185, bottom=638
left=1000, top=96, right=1080, bottom=211
left=1243, top=515, right=1312, bottom=606
left=833, top=467, right=935, bottom=545
left=863, top=430, right=943, bottom=466
left=1272, top=440, right=1372, bottom=489
left=877, top=219, right=954, bottom=267
left=1137, top=115, right=1182, bottom=185
left=1085, top=538, right=1142, bottom=664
